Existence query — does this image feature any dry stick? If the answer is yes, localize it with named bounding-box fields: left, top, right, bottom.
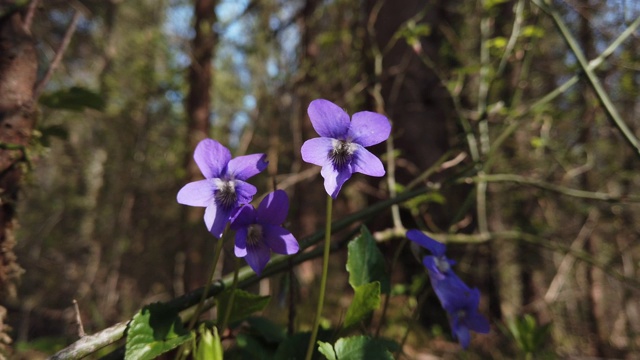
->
left=33, top=10, right=81, bottom=98
left=439, top=230, right=640, bottom=289
left=467, top=174, right=640, bottom=203
left=487, top=13, right=640, bottom=168
left=544, top=209, right=600, bottom=303
left=538, top=1, right=640, bottom=159
left=23, top=0, right=40, bottom=32
left=72, top=299, right=85, bottom=338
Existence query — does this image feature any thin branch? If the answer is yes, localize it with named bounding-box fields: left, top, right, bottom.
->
left=33, top=10, right=81, bottom=98
left=544, top=209, right=599, bottom=303
left=443, top=231, right=640, bottom=289
left=23, top=0, right=39, bottom=32
left=488, top=13, right=640, bottom=164
left=532, top=1, right=640, bottom=158
left=465, top=173, right=640, bottom=202
left=72, top=299, right=85, bottom=338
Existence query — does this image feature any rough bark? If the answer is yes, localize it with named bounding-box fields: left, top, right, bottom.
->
left=0, top=6, right=37, bottom=357
left=182, top=0, right=218, bottom=292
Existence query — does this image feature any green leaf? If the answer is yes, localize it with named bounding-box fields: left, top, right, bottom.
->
left=346, top=226, right=390, bottom=294
left=327, top=336, right=397, bottom=360
left=245, top=316, right=286, bottom=344
left=217, top=289, right=270, bottom=325
left=195, top=325, right=223, bottom=360
left=344, top=282, right=381, bottom=328
left=487, top=36, right=508, bottom=50
left=39, top=86, right=105, bottom=112
left=522, top=25, right=544, bottom=38
left=125, top=303, right=193, bottom=360
left=38, top=125, right=68, bottom=147
left=317, top=341, right=337, bottom=360
left=273, top=330, right=332, bottom=360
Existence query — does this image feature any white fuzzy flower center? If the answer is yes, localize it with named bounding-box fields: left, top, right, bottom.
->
left=329, top=139, right=357, bottom=169
left=214, top=179, right=237, bottom=210
left=435, top=256, right=450, bottom=273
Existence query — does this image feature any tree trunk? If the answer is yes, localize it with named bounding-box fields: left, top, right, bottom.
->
left=0, top=5, right=37, bottom=356
left=182, top=0, right=218, bottom=292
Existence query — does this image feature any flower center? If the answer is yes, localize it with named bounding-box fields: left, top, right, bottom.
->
left=246, top=224, right=263, bottom=246
left=435, top=256, right=450, bottom=273
left=214, top=179, right=237, bottom=210
left=456, top=309, right=467, bottom=320
left=329, top=139, right=356, bottom=169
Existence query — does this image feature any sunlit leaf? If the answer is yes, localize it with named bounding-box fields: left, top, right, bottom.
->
left=124, top=303, right=193, bottom=360
left=317, top=341, right=336, bottom=360
left=320, top=336, right=398, bottom=360
left=346, top=226, right=390, bottom=294
left=344, top=282, right=381, bottom=328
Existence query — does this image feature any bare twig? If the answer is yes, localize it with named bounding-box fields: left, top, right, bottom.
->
left=72, top=299, right=85, bottom=338
left=545, top=209, right=599, bottom=303
left=533, top=1, right=640, bottom=158
left=466, top=173, right=640, bottom=203
left=33, top=10, right=81, bottom=98
left=488, top=14, right=640, bottom=165
left=23, top=0, right=40, bottom=32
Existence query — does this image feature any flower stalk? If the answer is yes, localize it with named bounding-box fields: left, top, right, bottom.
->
left=305, top=195, right=333, bottom=360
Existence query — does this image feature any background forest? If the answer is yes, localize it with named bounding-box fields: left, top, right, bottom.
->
left=1, top=0, right=640, bottom=358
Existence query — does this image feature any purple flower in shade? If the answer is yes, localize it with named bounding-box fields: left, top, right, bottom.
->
left=406, top=229, right=490, bottom=348
left=300, top=99, right=391, bottom=199
left=230, top=190, right=299, bottom=275
left=177, top=139, right=268, bottom=238
left=441, top=286, right=491, bottom=349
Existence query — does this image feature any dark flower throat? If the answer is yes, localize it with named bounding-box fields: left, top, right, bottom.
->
left=329, top=140, right=354, bottom=169
left=215, top=180, right=237, bottom=210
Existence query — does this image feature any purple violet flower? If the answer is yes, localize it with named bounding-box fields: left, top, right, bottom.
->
left=177, top=138, right=268, bottom=238
left=407, top=229, right=490, bottom=348
left=300, top=99, right=391, bottom=199
left=230, top=190, right=299, bottom=275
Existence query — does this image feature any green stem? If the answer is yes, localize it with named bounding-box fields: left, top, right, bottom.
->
left=186, top=230, right=226, bottom=331
left=305, top=195, right=333, bottom=360
left=220, top=257, right=240, bottom=332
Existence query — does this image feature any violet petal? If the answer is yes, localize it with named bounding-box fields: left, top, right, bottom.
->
left=351, top=146, right=385, bottom=177
left=453, top=323, right=471, bottom=349
left=407, top=229, right=446, bottom=256
left=176, top=180, right=216, bottom=207
left=227, top=153, right=268, bottom=180
left=307, top=99, right=350, bottom=139
left=234, top=228, right=248, bottom=257
left=234, top=180, right=258, bottom=206
left=321, top=163, right=353, bottom=199
left=230, top=205, right=256, bottom=230
left=207, top=205, right=232, bottom=239
left=348, top=111, right=391, bottom=147
left=263, top=224, right=299, bottom=255
left=256, top=190, right=289, bottom=225
left=245, top=243, right=271, bottom=275
left=301, top=137, right=333, bottom=167
left=467, top=312, right=491, bottom=333
left=194, top=139, right=231, bottom=179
